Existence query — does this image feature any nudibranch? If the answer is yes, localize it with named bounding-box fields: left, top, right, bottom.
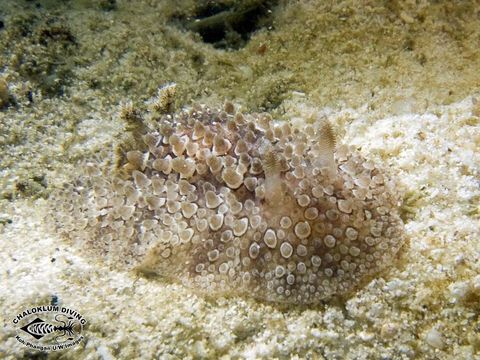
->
left=52, top=101, right=405, bottom=304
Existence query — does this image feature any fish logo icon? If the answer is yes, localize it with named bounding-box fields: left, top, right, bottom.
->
left=20, top=315, right=78, bottom=342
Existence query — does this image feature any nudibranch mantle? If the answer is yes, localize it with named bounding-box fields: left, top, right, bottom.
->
left=53, top=102, right=405, bottom=304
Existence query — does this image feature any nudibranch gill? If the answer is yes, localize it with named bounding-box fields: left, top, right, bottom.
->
left=52, top=102, right=405, bottom=304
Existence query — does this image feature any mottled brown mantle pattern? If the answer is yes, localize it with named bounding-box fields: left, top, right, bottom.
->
left=52, top=102, right=405, bottom=304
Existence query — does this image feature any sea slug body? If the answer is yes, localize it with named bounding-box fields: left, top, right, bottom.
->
left=52, top=101, right=406, bottom=304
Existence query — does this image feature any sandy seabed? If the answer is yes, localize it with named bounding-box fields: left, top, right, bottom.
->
left=1, top=1, right=479, bottom=359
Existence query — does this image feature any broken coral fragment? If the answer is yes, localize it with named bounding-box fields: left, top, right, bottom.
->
left=51, top=102, right=406, bottom=304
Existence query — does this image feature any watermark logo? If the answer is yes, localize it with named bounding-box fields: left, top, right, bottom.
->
left=13, top=306, right=86, bottom=351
